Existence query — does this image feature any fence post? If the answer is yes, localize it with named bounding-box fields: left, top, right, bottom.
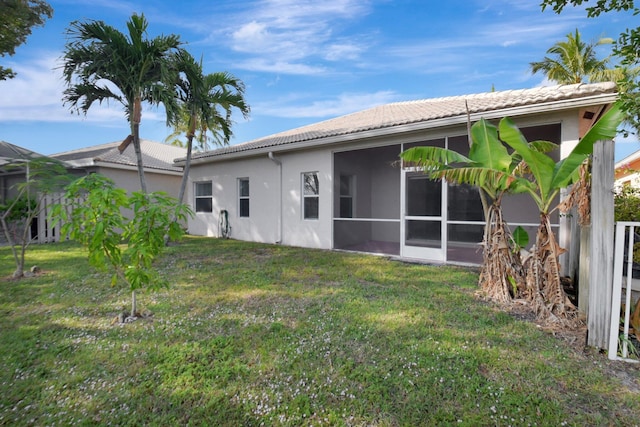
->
left=587, top=139, right=614, bottom=349
left=578, top=225, right=591, bottom=315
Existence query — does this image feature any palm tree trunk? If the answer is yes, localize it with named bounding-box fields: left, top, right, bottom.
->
left=177, top=123, right=196, bottom=206
left=164, top=132, right=193, bottom=247
left=132, top=97, right=148, bottom=194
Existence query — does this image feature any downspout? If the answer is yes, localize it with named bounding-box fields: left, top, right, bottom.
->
left=268, top=152, right=283, bottom=244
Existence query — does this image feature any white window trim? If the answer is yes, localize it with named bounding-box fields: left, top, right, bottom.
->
left=238, top=177, right=250, bottom=218
left=302, top=172, right=319, bottom=220
left=194, top=181, right=213, bottom=213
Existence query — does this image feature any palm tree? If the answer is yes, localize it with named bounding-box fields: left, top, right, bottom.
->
left=171, top=49, right=250, bottom=206
left=61, top=13, right=181, bottom=193
left=530, top=29, right=621, bottom=84
left=164, top=108, right=227, bottom=152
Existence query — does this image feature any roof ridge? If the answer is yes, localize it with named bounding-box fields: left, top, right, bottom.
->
left=388, top=82, right=615, bottom=106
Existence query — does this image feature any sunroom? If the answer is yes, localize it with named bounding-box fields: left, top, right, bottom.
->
left=332, top=123, right=561, bottom=265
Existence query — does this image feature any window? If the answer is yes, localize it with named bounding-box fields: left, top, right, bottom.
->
left=238, top=178, right=249, bottom=217
left=194, top=182, right=213, bottom=213
left=339, top=174, right=354, bottom=218
left=303, top=172, right=319, bottom=219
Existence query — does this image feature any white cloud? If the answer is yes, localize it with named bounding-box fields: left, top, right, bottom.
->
left=232, top=21, right=272, bottom=53
left=222, top=0, right=372, bottom=74
left=0, top=53, right=165, bottom=124
left=257, top=90, right=401, bottom=118
left=324, top=42, right=364, bottom=61
left=233, top=58, right=326, bottom=75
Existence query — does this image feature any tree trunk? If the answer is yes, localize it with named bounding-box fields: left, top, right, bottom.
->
left=131, top=290, right=137, bottom=317
left=1, top=213, right=26, bottom=278
left=525, top=214, right=577, bottom=324
left=479, top=202, right=525, bottom=302
left=165, top=119, right=195, bottom=246
left=177, top=131, right=194, bottom=206
left=132, top=97, right=148, bottom=194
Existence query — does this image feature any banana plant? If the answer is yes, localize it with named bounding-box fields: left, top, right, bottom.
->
left=400, top=119, right=543, bottom=302
left=497, top=101, right=624, bottom=321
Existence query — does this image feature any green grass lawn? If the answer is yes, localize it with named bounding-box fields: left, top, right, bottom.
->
left=0, top=237, right=638, bottom=426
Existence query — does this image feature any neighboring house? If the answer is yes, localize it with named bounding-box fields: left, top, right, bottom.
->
left=0, top=139, right=185, bottom=244
left=615, top=149, right=640, bottom=189
left=51, top=139, right=187, bottom=197
left=0, top=141, right=50, bottom=203
left=178, top=82, right=618, bottom=266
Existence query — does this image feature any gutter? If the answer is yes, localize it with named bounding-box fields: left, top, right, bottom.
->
left=268, top=151, right=283, bottom=244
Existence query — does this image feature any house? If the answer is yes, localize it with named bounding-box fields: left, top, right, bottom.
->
left=615, top=149, right=640, bottom=189
left=0, top=141, right=51, bottom=203
left=178, top=82, right=618, bottom=266
left=0, top=139, right=186, bottom=244
left=51, top=139, right=187, bottom=197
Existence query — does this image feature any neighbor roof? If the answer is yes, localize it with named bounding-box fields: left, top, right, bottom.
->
left=0, top=141, right=46, bottom=166
left=182, top=82, right=617, bottom=164
left=52, top=139, right=187, bottom=173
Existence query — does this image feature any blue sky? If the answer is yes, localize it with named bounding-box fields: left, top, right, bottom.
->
left=1, top=0, right=639, bottom=160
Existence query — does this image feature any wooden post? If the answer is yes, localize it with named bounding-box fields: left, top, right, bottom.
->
left=587, top=140, right=614, bottom=349
left=578, top=226, right=590, bottom=315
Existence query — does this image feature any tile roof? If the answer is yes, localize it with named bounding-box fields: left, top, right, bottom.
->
left=0, top=141, right=46, bottom=165
left=188, top=82, right=617, bottom=162
left=52, top=139, right=186, bottom=173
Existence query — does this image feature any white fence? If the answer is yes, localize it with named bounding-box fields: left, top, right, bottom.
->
left=0, top=193, right=68, bottom=246
left=35, top=193, right=68, bottom=243
left=609, top=221, right=640, bottom=363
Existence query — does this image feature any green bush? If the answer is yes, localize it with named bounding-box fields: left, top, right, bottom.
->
left=0, top=196, right=36, bottom=222
left=614, top=186, right=640, bottom=222
left=614, top=186, right=640, bottom=262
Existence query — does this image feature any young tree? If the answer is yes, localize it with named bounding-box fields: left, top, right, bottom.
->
left=0, top=0, right=52, bottom=80
left=0, top=157, right=73, bottom=278
left=61, top=13, right=181, bottom=193
left=52, top=174, right=192, bottom=319
left=170, top=49, right=250, bottom=207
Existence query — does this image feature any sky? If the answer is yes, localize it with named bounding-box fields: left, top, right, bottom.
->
left=1, top=0, right=639, bottom=161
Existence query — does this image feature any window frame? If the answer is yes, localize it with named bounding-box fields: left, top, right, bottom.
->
left=238, top=177, right=250, bottom=218
left=194, top=181, right=213, bottom=213
left=302, top=172, right=319, bottom=220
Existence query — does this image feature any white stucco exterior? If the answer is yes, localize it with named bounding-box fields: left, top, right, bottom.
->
left=188, top=148, right=333, bottom=249
left=180, top=83, right=618, bottom=265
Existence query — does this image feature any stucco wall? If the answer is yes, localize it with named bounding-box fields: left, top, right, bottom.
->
left=98, top=168, right=183, bottom=198
left=187, top=149, right=332, bottom=249
left=185, top=107, right=593, bottom=264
